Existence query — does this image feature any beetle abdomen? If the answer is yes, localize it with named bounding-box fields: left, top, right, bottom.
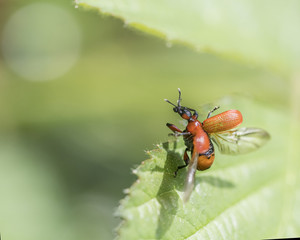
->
left=197, top=153, right=215, bottom=170
left=202, top=110, right=243, bottom=133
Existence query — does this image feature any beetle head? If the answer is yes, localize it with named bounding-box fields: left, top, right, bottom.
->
left=165, top=88, right=194, bottom=120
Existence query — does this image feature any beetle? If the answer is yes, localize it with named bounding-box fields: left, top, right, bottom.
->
left=165, top=88, right=270, bottom=202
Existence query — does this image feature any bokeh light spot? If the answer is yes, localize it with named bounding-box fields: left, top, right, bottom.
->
left=1, top=3, right=81, bottom=81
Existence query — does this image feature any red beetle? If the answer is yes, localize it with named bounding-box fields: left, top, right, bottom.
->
left=165, top=89, right=270, bottom=202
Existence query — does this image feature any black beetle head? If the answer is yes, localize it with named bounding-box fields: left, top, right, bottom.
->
left=165, top=88, right=194, bottom=120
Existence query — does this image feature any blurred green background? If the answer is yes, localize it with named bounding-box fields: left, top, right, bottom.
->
left=0, top=0, right=289, bottom=240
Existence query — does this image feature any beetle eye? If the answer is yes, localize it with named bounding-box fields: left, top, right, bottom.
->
left=173, top=107, right=178, bottom=113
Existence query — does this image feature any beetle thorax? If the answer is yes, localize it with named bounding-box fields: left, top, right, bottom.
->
left=186, top=120, right=202, bottom=135
left=186, top=120, right=211, bottom=154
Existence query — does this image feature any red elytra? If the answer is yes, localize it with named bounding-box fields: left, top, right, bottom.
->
left=203, top=109, right=243, bottom=133
left=165, top=89, right=270, bottom=202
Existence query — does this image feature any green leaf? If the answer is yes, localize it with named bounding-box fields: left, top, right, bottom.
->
left=116, top=96, right=300, bottom=239
left=77, top=0, right=300, bottom=72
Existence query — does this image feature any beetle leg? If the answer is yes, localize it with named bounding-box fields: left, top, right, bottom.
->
left=166, top=123, right=182, bottom=133
left=166, top=123, right=192, bottom=137
left=174, top=148, right=190, bottom=177
left=168, top=132, right=191, bottom=137
left=207, top=106, right=220, bottom=119
left=190, top=109, right=198, bottom=119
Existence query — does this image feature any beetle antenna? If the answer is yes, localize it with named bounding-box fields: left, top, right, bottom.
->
left=164, top=99, right=177, bottom=107
left=177, top=88, right=182, bottom=107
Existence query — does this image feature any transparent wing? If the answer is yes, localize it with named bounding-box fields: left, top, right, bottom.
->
left=196, top=96, right=237, bottom=120
left=183, top=152, right=198, bottom=203
left=210, top=127, right=270, bottom=155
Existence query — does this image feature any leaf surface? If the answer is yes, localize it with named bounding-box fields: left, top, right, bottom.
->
left=78, top=0, right=300, bottom=72
left=116, top=97, right=300, bottom=239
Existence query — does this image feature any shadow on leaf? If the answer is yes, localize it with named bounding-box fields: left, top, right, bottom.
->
left=155, top=141, right=183, bottom=239
left=196, top=175, right=235, bottom=188
left=154, top=141, right=235, bottom=239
